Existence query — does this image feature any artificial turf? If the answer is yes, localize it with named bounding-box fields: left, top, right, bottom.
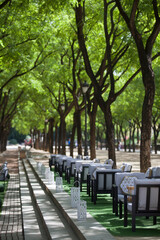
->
left=61, top=174, right=160, bottom=237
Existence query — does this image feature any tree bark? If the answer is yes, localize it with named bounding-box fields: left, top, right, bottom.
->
left=70, top=113, right=76, bottom=157
left=48, top=118, right=54, bottom=154
left=140, top=76, right=155, bottom=171
left=58, top=124, right=61, bottom=154
left=76, top=110, right=82, bottom=155
left=132, top=125, right=136, bottom=152
left=55, top=124, right=58, bottom=154
left=89, top=104, right=97, bottom=159
left=62, top=119, right=66, bottom=155
left=104, top=106, right=116, bottom=167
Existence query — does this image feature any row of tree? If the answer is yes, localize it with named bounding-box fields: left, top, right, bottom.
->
left=0, top=0, right=160, bottom=172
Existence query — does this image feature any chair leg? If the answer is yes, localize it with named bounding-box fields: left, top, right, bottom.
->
left=93, top=180, right=97, bottom=204
left=115, top=187, right=118, bottom=216
left=119, top=200, right=122, bottom=219
left=87, top=175, right=90, bottom=196
left=80, top=181, right=82, bottom=192
left=132, top=213, right=136, bottom=232
left=132, top=195, right=136, bottom=232
left=91, top=180, right=93, bottom=202
left=153, top=216, right=157, bottom=225
left=124, top=196, right=128, bottom=227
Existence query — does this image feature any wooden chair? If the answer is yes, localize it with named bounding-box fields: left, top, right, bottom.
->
left=123, top=179, right=160, bottom=231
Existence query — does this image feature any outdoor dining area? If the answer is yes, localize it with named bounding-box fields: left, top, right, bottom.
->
left=49, top=153, right=160, bottom=233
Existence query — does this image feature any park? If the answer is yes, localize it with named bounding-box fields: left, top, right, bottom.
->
left=0, top=0, right=160, bottom=239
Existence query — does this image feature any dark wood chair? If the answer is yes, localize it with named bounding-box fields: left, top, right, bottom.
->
left=92, top=170, right=118, bottom=205
left=49, top=154, right=57, bottom=170
left=77, top=166, right=89, bottom=191
left=65, top=162, right=76, bottom=184
left=112, top=172, right=145, bottom=217
left=123, top=179, right=160, bottom=232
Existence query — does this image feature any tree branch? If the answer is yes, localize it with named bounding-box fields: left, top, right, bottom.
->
left=0, top=0, right=11, bottom=9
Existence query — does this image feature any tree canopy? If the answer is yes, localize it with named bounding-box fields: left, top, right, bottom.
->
left=0, top=0, right=160, bottom=171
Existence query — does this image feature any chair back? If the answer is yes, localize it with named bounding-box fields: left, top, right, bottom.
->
left=145, top=167, right=160, bottom=178
left=93, top=158, right=100, bottom=163
left=62, top=160, right=67, bottom=172
left=81, top=166, right=89, bottom=181
left=71, top=162, right=76, bottom=176
left=120, top=163, right=132, bottom=172
left=76, top=155, right=83, bottom=160
left=133, top=179, right=160, bottom=212
left=96, top=171, right=115, bottom=191
left=104, top=159, right=114, bottom=167
left=115, top=172, right=145, bottom=195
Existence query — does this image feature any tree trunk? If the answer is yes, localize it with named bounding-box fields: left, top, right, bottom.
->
left=0, top=122, right=11, bottom=152
left=43, top=121, right=48, bottom=151
left=76, top=110, right=82, bottom=155
left=120, top=125, right=127, bottom=152
left=48, top=118, right=54, bottom=153
left=137, top=127, right=140, bottom=145
left=89, top=106, right=97, bottom=160
left=58, top=124, right=61, bottom=154
left=55, top=124, right=58, bottom=154
left=70, top=118, right=76, bottom=157
left=140, top=75, right=155, bottom=172
left=34, top=129, right=40, bottom=149
left=62, top=119, right=66, bottom=155
left=104, top=106, right=116, bottom=167
left=70, top=112, right=76, bottom=157
left=153, top=126, right=158, bottom=154
left=132, top=125, right=136, bottom=152
left=153, top=122, right=160, bottom=155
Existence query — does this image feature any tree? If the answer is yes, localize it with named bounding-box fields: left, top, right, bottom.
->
left=75, top=0, right=142, bottom=167
left=115, top=0, right=160, bottom=172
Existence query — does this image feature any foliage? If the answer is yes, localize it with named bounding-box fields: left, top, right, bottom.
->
left=0, top=0, right=160, bottom=151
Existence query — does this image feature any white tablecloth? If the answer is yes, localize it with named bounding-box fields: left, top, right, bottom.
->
left=88, top=163, right=112, bottom=176
left=75, top=160, right=93, bottom=172
left=56, top=155, right=72, bottom=165
left=55, top=155, right=63, bottom=163
left=66, top=159, right=82, bottom=168
left=92, top=168, right=122, bottom=179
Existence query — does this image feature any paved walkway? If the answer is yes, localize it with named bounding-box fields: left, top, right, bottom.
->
left=0, top=149, right=24, bottom=240
left=0, top=174, right=24, bottom=240
left=0, top=147, right=160, bottom=240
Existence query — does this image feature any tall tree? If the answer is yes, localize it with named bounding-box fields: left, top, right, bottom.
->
left=115, top=0, right=160, bottom=171
left=75, top=0, right=142, bottom=166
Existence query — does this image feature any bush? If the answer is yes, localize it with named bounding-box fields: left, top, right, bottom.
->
left=9, top=139, right=17, bottom=144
